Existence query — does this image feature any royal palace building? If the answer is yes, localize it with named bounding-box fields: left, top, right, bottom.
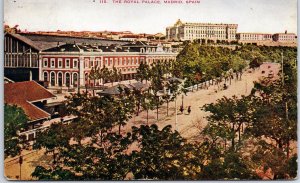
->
left=166, top=19, right=238, bottom=42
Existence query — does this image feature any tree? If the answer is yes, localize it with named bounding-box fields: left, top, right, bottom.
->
left=130, top=124, right=208, bottom=180
left=111, top=66, right=122, bottom=85
left=248, top=59, right=297, bottom=158
left=136, top=62, right=150, bottom=83
left=149, top=61, right=167, bottom=120
left=162, top=78, right=182, bottom=116
left=100, top=66, right=111, bottom=85
left=202, top=96, right=252, bottom=150
left=4, top=104, right=28, bottom=157
left=141, top=88, right=156, bottom=125
left=249, top=57, right=262, bottom=69
left=89, top=67, right=101, bottom=96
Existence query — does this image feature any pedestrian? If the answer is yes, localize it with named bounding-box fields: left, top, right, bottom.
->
left=187, top=106, right=191, bottom=114
left=180, top=105, right=184, bottom=113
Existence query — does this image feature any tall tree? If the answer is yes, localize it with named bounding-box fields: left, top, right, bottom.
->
left=4, top=104, right=28, bottom=158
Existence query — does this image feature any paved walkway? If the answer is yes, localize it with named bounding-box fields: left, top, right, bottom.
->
left=5, top=63, right=280, bottom=180
left=123, top=67, right=266, bottom=140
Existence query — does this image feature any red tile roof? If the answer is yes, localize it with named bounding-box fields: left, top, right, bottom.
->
left=5, top=81, right=56, bottom=122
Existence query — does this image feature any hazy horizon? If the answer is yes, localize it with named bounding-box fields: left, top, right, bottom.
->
left=4, top=0, right=297, bottom=34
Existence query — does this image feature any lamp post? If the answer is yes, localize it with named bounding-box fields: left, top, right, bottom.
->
left=181, top=94, right=184, bottom=108
left=19, top=155, right=23, bottom=180
left=175, top=96, right=178, bottom=131
left=281, top=52, right=284, bottom=85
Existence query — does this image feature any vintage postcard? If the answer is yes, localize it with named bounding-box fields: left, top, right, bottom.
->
left=3, top=0, right=297, bottom=180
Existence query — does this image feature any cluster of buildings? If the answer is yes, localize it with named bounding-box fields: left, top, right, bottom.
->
left=4, top=27, right=179, bottom=142
left=166, top=19, right=297, bottom=44
left=5, top=25, right=165, bottom=42
left=3, top=20, right=297, bottom=142
left=4, top=32, right=177, bottom=88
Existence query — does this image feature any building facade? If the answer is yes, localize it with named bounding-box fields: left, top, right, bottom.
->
left=236, top=33, right=273, bottom=43
left=166, top=19, right=238, bottom=42
left=272, top=33, right=297, bottom=42
left=4, top=33, right=41, bottom=81
left=4, top=32, right=130, bottom=82
left=40, top=42, right=177, bottom=89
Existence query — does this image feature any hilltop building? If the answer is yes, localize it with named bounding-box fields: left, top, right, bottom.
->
left=166, top=19, right=238, bottom=42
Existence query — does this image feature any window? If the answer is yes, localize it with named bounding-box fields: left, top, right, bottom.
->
left=51, top=58, right=55, bottom=68
left=50, top=72, right=55, bottom=86
left=73, top=73, right=78, bottom=87
left=95, top=58, right=99, bottom=67
left=65, top=73, right=70, bottom=87
left=58, top=72, right=63, bottom=86
left=58, top=58, right=62, bottom=68
left=85, top=59, right=89, bottom=68
left=110, top=58, right=113, bottom=66
left=66, top=59, right=70, bottom=68
left=120, top=58, right=123, bottom=65
left=105, top=58, right=108, bottom=65
left=43, top=58, right=48, bottom=67
left=43, top=72, right=48, bottom=82
left=73, top=59, right=78, bottom=68
left=90, top=60, right=94, bottom=67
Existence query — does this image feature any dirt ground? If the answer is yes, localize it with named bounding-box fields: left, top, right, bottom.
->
left=124, top=66, right=265, bottom=139
left=5, top=63, right=291, bottom=180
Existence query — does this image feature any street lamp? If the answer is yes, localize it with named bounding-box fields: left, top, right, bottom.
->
left=181, top=94, right=184, bottom=108
left=19, top=155, right=23, bottom=180
left=175, top=96, right=178, bottom=131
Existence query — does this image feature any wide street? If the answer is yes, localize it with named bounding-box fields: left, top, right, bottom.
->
left=124, top=63, right=278, bottom=140
left=4, top=63, right=278, bottom=180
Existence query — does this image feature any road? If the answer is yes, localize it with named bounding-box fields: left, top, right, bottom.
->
left=4, top=63, right=279, bottom=180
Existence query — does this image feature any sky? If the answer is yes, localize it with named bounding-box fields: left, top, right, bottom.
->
left=4, top=0, right=297, bottom=34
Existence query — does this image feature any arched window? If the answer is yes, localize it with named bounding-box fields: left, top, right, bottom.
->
left=50, top=72, right=55, bottom=86
left=85, top=73, right=89, bottom=85
left=43, top=72, right=48, bottom=82
left=58, top=72, right=63, bottom=87
left=73, top=73, right=78, bottom=87
left=66, top=73, right=70, bottom=87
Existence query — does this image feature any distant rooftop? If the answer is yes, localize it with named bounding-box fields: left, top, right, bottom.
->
left=5, top=32, right=131, bottom=51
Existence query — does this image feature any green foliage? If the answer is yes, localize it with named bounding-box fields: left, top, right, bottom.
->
left=31, top=44, right=297, bottom=180
left=32, top=166, right=76, bottom=181
left=202, top=57, right=297, bottom=180
left=176, top=43, right=297, bottom=86
left=4, top=104, right=28, bottom=157
left=136, top=62, right=150, bottom=83
left=202, top=95, right=252, bottom=150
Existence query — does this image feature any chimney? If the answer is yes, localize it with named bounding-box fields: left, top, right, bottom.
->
left=285, top=30, right=287, bottom=34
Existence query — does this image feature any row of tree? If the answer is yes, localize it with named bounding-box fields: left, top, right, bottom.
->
left=89, top=66, right=123, bottom=86
left=4, top=44, right=297, bottom=180
left=29, top=57, right=296, bottom=180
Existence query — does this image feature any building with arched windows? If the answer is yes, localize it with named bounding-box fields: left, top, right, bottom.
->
left=40, top=41, right=178, bottom=89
